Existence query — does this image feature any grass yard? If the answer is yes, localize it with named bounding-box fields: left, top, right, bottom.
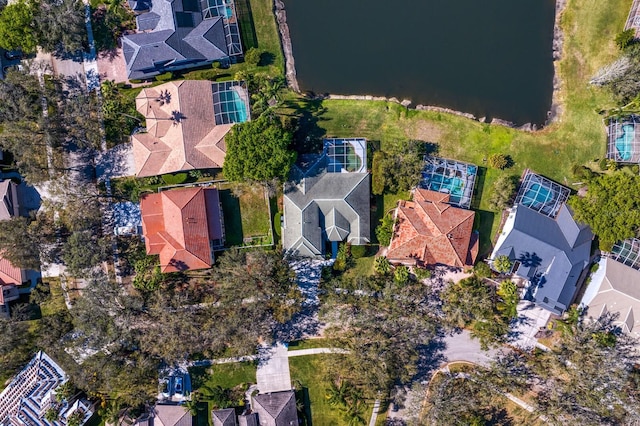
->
left=289, top=354, right=385, bottom=426
left=218, top=183, right=273, bottom=247
left=39, top=278, right=67, bottom=317
left=277, top=0, right=628, bottom=256
left=288, top=338, right=340, bottom=351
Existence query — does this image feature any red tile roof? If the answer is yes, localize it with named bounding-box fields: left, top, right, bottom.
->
left=0, top=254, right=23, bottom=304
left=140, top=187, right=223, bottom=273
left=387, top=189, right=478, bottom=267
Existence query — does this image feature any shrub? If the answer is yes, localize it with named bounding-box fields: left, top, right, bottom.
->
left=375, top=214, right=395, bottom=246
left=129, top=79, right=143, bottom=84
left=607, top=159, right=619, bottom=171
left=244, top=48, right=262, bottom=66
left=394, top=265, right=410, bottom=284
left=615, top=29, right=636, bottom=50
left=487, top=175, right=517, bottom=211
left=488, top=153, right=510, bottom=170
left=350, top=244, right=367, bottom=259
left=598, top=158, right=608, bottom=171
left=414, top=267, right=432, bottom=280
left=333, top=242, right=351, bottom=272
left=161, top=173, right=188, bottom=185
left=212, top=61, right=221, bottom=69
left=571, top=164, right=594, bottom=180
left=155, top=72, right=173, bottom=81
left=633, top=165, right=639, bottom=174
left=374, top=256, right=391, bottom=275
left=473, top=262, right=492, bottom=279
left=188, top=169, right=203, bottom=180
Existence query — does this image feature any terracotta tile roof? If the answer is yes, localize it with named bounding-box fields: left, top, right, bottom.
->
left=387, top=189, right=478, bottom=267
left=140, top=187, right=223, bottom=272
left=0, top=255, right=22, bottom=286
left=132, top=81, right=229, bottom=177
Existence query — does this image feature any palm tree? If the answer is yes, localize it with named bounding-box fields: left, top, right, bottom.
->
left=325, top=380, right=349, bottom=408
left=183, top=398, right=199, bottom=416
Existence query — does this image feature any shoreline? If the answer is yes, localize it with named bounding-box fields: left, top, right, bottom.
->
left=275, top=0, right=566, bottom=133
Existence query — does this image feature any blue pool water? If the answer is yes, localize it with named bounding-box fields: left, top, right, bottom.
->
left=616, top=124, right=634, bottom=161
left=226, top=6, right=233, bottom=18
left=428, top=175, right=465, bottom=197
left=220, top=90, right=248, bottom=123
left=522, top=183, right=551, bottom=207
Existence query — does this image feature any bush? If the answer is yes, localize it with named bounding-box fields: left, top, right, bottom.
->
left=350, top=244, right=367, bottom=259
left=414, top=267, right=432, bottom=280
left=161, top=173, right=188, bottom=185
left=394, top=265, right=410, bottom=284
left=487, top=175, right=517, bottom=211
left=607, top=159, right=619, bottom=171
left=488, top=153, right=510, bottom=170
left=333, top=242, right=351, bottom=272
left=129, top=79, right=143, bottom=84
left=244, top=48, right=262, bottom=66
left=598, top=158, right=608, bottom=171
left=155, top=72, right=173, bottom=81
left=375, top=214, right=395, bottom=246
left=374, top=256, right=391, bottom=275
left=571, top=164, right=594, bottom=180
left=633, top=165, right=640, bottom=174
left=615, top=29, right=636, bottom=50
left=473, top=262, right=492, bottom=279
left=212, top=61, right=221, bottom=69
left=493, top=255, right=513, bottom=274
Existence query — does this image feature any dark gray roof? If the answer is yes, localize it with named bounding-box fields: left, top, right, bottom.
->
left=212, top=408, right=237, bottom=426
left=283, top=158, right=370, bottom=257
left=122, top=0, right=240, bottom=79
left=237, top=413, right=258, bottom=426
left=492, top=203, right=593, bottom=315
left=252, top=391, right=298, bottom=426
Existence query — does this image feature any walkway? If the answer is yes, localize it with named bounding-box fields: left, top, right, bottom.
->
left=287, top=348, right=349, bottom=357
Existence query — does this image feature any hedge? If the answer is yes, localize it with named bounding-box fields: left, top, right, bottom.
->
left=161, top=173, right=188, bottom=185
left=155, top=72, right=174, bottom=81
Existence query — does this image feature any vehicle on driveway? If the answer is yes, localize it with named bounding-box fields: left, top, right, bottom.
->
left=174, top=376, right=183, bottom=396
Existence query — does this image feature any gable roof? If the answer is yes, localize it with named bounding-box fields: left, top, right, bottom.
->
left=491, top=203, right=593, bottom=315
left=586, top=257, right=640, bottom=338
left=140, top=187, right=223, bottom=272
left=153, top=405, right=192, bottom=426
left=251, top=391, right=298, bottom=426
left=212, top=408, right=237, bottom=426
left=133, top=80, right=238, bottom=177
left=0, top=180, right=19, bottom=221
left=387, top=189, right=478, bottom=267
left=121, top=0, right=240, bottom=79
left=0, top=255, right=23, bottom=287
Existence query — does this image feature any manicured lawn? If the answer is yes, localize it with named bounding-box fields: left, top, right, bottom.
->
left=218, top=183, right=272, bottom=247
left=288, top=338, right=340, bottom=351
left=343, top=256, right=375, bottom=280
left=289, top=354, right=384, bottom=426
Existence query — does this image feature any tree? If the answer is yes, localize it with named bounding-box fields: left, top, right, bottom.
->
left=132, top=256, right=164, bottom=292
left=616, top=29, right=636, bottom=50
left=44, top=407, right=60, bottom=423
left=375, top=214, right=395, bottom=246
left=371, top=141, right=424, bottom=195
left=487, top=153, right=511, bottom=170
left=492, top=255, right=512, bottom=274
left=441, top=276, right=494, bottom=329
left=62, top=231, right=105, bottom=277
left=223, top=113, right=296, bottom=183
left=567, top=172, right=640, bottom=251
left=373, top=256, right=391, bottom=275
left=496, top=280, right=518, bottom=320
left=0, top=216, right=52, bottom=269
left=393, top=265, right=409, bottom=284
left=0, top=0, right=38, bottom=53
left=34, top=0, right=87, bottom=56
left=244, top=47, right=262, bottom=66
left=487, top=175, right=517, bottom=212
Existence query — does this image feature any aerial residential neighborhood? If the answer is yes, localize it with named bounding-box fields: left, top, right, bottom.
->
left=2, top=0, right=640, bottom=425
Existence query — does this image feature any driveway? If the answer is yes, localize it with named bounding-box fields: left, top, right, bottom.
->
left=441, top=330, right=499, bottom=366
left=509, top=300, right=551, bottom=350
left=256, top=343, right=292, bottom=393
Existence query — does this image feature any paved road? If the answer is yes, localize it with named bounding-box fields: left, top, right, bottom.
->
left=441, top=330, right=500, bottom=366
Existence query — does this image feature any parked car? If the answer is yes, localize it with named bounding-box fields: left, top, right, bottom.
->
left=161, top=378, right=170, bottom=398
left=174, top=376, right=183, bottom=395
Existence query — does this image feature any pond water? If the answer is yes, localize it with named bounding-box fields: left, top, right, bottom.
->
left=284, top=0, right=556, bottom=126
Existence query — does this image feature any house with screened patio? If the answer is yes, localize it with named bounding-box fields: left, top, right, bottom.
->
left=490, top=171, right=593, bottom=315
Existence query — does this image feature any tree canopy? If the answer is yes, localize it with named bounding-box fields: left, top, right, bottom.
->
left=568, top=172, right=640, bottom=250
left=222, top=113, right=296, bottom=183
left=0, top=1, right=38, bottom=53
left=34, top=0, right=87, bottom=56
left=371, top=140, right=424, bottom=195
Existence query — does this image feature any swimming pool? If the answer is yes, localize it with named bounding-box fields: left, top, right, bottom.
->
left=615, top=124, right=634, bottom=161
left=427, top=175, right=465, bottom=199
left=218, top=89, right=247, bottom=123
left=521, top=182, right=552, bottom=208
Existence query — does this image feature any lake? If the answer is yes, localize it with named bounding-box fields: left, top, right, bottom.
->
left=284, top=0, right=556, bottom=126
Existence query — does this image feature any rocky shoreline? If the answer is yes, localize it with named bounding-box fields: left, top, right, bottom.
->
left=275, top=0, right=566, bottom=133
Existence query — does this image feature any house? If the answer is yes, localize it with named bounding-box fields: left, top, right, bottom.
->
left=282, top=138, right=370, bottom=258
left=490, top=172, right=592, bottom=315
left=583, top=257, right=640, bottom=339
left=132, top=80, right=250, bottom=177
left=0, top=351, right=93, bottom=426
left=0, top=256, right=24, bottom=316
left=212, top=391, right=297, bottom=426
left=140, top=186, right=224, bottom=272
left=135, top=404, right=192, bottom=426
left=0, top=180, right=19, bottom=221
left=121, top=0, right=242, bottom=79
left=387, top=189, right=478, bottom=268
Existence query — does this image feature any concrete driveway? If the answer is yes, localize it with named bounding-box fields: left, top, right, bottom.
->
left=441, top=330, right=499, bottom=366
left=509, top=300, right=551, bottom=350
left=256, top=343, right=292, bottom=393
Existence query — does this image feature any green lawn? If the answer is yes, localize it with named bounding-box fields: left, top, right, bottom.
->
left=289, top=354, right=385, bottom=426
left=218, top=183, right=272, bottom=247
left=288, top=338, right=340, bottom=351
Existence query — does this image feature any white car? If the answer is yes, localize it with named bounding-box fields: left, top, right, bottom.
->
left=174, top=376, right=183, bottom=396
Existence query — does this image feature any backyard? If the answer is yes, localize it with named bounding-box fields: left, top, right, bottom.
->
left=218, top=182, right=273, bottom=247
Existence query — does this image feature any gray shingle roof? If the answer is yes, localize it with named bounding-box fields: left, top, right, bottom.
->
left=492, top=203, right=592, bottom=315
left=252, top=391, right=298, bottom=426
left=122, top=0, right=239, bottom=79
left=212, top=408, right=237, bottom=426
left=283, top=164, right=370, bottom=257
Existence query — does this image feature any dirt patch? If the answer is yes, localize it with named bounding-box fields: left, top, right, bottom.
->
left=406, top=119, right=444, bottom=143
